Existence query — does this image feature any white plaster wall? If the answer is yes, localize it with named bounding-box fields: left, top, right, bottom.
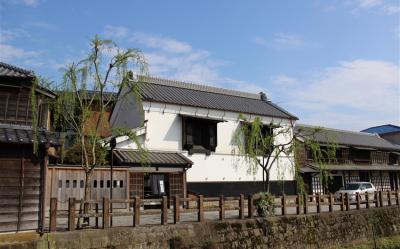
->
left=116, top=101, right=295, bottom=182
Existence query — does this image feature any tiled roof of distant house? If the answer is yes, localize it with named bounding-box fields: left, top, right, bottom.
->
left=134, top=75, right=297, bottom=120
left=0, top=62, right=35, bottom=78
left=361, top=124, right=400, bottom=135
left=295, top=124, right=400, bottom=151
left=0, top=62, right=56, bottom=98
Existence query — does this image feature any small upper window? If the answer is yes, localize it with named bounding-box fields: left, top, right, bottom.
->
left=100, top=180, right=104, bottom=188
left=66, top=180, right=70, bottom=188
left=73, top=180, right=77, bottom=188
left=107, top=180, right=111, bottom=188
left=58, top=180, right=62, bottom=188
left=80, top=180, right=84, bottom=188
left=120, top=180, right=124, bottom=188
left=93, top=180, right=97, bottom=188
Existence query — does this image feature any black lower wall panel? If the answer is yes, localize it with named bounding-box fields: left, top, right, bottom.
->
left=187, top=181, right=297, bottom=197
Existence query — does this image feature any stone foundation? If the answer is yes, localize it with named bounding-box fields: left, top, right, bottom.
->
left=1, top=206, right=399, bottom=249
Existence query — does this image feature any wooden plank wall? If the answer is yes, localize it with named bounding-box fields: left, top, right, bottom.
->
left=47, top=167, right=128, bottom=210
left=0, top=146, right=42, bottom=232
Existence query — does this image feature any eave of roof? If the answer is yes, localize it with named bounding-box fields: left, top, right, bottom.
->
left=0, top=124, right=60, bottom=146
left=295, top=124, right=400, bottom=151
left=0, top=62, right=35, bottom=78
left=113, top=149, right=193, bottom=168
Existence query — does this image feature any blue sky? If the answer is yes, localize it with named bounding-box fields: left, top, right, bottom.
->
left=1, top=0, right=399, bottom=131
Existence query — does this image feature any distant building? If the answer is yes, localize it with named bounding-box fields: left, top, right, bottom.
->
left=362, top=124, right=400, bottom=145
left=296, top=124, right=400, bottom=195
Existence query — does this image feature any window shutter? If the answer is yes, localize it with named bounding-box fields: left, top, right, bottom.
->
left=186, top=122, right=193, bottom=144
left=182, top=117, right=193, bottom=150
left=209, top=123, right=217, bottom=151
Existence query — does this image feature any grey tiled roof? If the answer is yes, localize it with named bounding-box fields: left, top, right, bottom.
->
left=114, top=149, right=193, bottom=167
left=307, top=163, right=400, bottom=171
left=136, top=76, right=297, bottom=119
left=0, top=62, right=34, bottom=78
left=0, top=124, right=59, bottom=145
left=295, top=124, right=400, bottom=151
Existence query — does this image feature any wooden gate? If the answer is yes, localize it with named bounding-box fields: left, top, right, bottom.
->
left=0, top=146, right=43, bottom=232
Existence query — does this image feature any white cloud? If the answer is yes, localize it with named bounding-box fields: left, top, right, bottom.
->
left=382, top=4, right=400, bottom=14
left=0, top=28, right=30, bottom=43
left=99, top=27, right=266, bottom=92
left=1, top=0, right=41, bottom=7
left=271, top=74, right=298, bottom=86
left=0, top=44, right=40, bottom=61
left=253, top=33, right=306, bottom=50
left=131, top=33, right=193, bottom=54
left=349, top=0, right=399, bottom=15
left=104, top=25, right=129, bottom=39
left=355, top=0, right=384, bottom=8
left=275, top=59, right=400, bottom=130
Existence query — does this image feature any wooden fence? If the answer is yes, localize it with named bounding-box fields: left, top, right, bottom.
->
left=48, top=190, right=400, bottom=232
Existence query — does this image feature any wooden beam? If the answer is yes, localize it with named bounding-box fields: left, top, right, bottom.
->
left=248, top=195, right=254, bottom=218
left=239, top=194, right=244, bottom=219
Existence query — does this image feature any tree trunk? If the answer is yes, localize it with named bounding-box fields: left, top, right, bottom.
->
left=82, top=170, right=92, bottom=225
left=265, top=170, right=270, bottom=193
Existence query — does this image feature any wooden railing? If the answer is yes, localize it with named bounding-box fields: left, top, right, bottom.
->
left=48, top=190, right=400, bottom=232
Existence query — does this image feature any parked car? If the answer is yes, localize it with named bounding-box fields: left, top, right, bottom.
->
left=335, top=182, right=376, bottom=200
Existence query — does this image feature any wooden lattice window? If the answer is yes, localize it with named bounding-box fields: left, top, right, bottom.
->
left=371, top=151, right=389, bottom=164
left=129, top=172, right=144, bottom=198
left=169, top=173, right=184, bottom=198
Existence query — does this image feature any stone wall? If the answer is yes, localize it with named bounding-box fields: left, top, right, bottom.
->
left=1, top=206, right=399, bottom=249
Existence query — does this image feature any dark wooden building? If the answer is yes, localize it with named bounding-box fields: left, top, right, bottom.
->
left=296, top=124, right=400, bottom=194
left=0, top=62, right=58, bottom=233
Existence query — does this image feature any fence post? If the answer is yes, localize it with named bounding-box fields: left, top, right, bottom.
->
left=303, top=194, right=308, bottom=214
left=68, top=198, right=76, bottom=231
left=95, top=203, right=99, bottom=228
left=379, top=191, right=383, bottom=207
left=340, top=193, right=344, bottom=211
left=345, top=193, right=350, bottom=211
left=133, top=196, right=140, bottom=227
left=49, top=198, right=57, bottom=232
left=316, top=193, right=321, bottom=213
left=102, top=197, right=110, bottom=229
left=296, top=194, right=301, bottom=215
left=174, top=196, right=180, bottom=224
left=387, top=191, right=392, bottom=206
left=162, top=196, right=168, bottom=225
left=356, top=192, right=360, bottom=210
left=219, top=195, right=225, bottom=220
left=281, top=195, right=286, bottom=216
left=366, top=192, right=370, bottom=209
left=239, top=194, right=245, bottom=219
left=248, top=195, right=254, bottom=218
left=329, top=194, right=333, bottom=213
left=396, top=191, right=400, bottom=206
left=198, top=195, right=204, bottom=222
left=375, top=191, right=379, bottom=208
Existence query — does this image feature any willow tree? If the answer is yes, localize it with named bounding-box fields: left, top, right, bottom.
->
left=54, top=36, right=147, bottom=203
left=233, top=115, right=337, bottom=194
